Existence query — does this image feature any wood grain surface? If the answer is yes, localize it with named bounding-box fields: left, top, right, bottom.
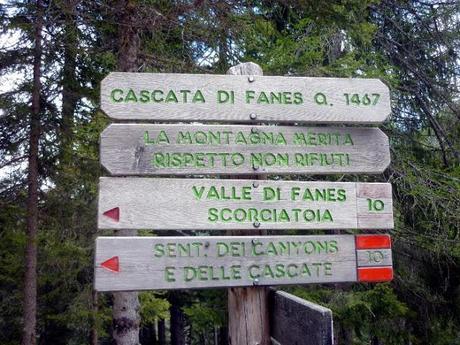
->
left=269, top=290, right=333, bottom=345
left=100, top=124, right=390, bottom=175
left=97, top=177, right=394, bottom=230
left=94, top=235, right=393, bottom=291
left=101, top=72, right=391, bottom=124
left=95, top=235, right=351, bottom=291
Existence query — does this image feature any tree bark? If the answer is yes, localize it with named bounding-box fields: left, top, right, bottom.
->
left=22, top=1, right=43, bottom=345
left=90, top=289, right=98, bottom=345
left=60, top=1, right=78, bottom=172
left=219, top=326, right=228, bottom=345
left=226, top=63, right=270, bottom=345
left=151, top=321, right=157, bottom=345
left=117, top=0, right=140, bottom=72
left=158, top=319, right=166, bottom=345
left=112, top=1, right=141, bottom=344
left=169, top=292, right=186, bottom=345
left=140, top=321, right=157, bottom=345
left=112, top=290, right=141, bottom=345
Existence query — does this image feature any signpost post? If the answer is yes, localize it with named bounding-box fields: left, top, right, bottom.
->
left=224, top=63, right=270, bottom=345
left=96, top=62, right=394, bottom=345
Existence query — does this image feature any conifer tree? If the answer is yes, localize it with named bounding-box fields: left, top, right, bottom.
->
left=22, top=1, right=43, bottom=344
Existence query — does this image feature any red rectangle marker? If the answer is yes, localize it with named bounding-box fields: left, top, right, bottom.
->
left=356, top=234, right=391, bottom=250
left=358, top=267, right=393, bottom=282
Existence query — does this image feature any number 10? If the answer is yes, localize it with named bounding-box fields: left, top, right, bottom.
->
left=367, top=198, right=384, bottom=211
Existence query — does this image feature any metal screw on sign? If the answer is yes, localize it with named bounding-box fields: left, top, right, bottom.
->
left=253, top=221, right=260, bottom=228
left=251, top=127, right=258, bottom=134
left=252, top=182, right=259, bottom=188
left=253, top=278, right=260, bottom=286
left=249, top=113, right=257, bottom=120
left=252, top=165, right=259, bottom=171
left=248, top=75, right=255, bottom=82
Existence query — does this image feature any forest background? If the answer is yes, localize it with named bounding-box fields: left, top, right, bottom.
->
left=1, top=1, right=459, bottom=344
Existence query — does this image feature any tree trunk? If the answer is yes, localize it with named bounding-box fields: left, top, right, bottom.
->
left=111, top=213, right=141, bottom=339
left=169, top=292, right=186, bottom=345
left=116, top=0, right=140, bottom=72
left=60, top=2, right=78, bottom=171
left=22, top=1, right=43, bottom=345
left=158, top=319, right=166, bottom=345
left=337, top=324, right=353, bottom=345
left=112, top=1, right=141, bottom=344
left=219, top=326, right=228, bottom=345
left=151, top=321, right=157, bottom=345
left=226, top=63, right=270, bottom=345
left=140, top=322, right=157, bottom=345
left=90, top=290, right=98, bottom=345
left=371, top=336, right=381, bottom=345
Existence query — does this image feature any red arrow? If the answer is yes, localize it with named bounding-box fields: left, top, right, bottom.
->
left=103, top=207, right=119, bottom=222
left=101, top=256, right=119, bottom=272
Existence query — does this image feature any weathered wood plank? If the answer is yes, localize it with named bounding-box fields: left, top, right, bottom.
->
left=100, top=73, right=391, bottom=124
left=94, top=235, right=393, bottom=292
left=97, top=178, right=394, bottom=230
left=100, top=124, right=390, bottom=175
left=269, top=290, right=333, bottom=345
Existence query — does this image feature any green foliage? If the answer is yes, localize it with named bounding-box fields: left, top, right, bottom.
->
left=289, top=284, right=412, bottom=344
left=242, top=0, right=385, bottom=77
left=183, top=290, right=226, bottom=331
left=140, top=291, right=170, bottom=325
left=0, top=217, right=25, bottom=344
left=183, top=290, right=227, bottom=345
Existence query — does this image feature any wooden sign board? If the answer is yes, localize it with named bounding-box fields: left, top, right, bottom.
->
left=98, top=178, right=393, bottom=230
left=100, top=124, right=390, bottom=175
left=101, top=73, right=391, bottom=124
left=269, top=290, right=333, bottom=345
left=94, top=234, right=393, bottom=291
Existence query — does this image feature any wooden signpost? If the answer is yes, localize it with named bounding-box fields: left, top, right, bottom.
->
left=94, top=234, right=393, bottom=291
left=98, top=178, right=393, bottom=230
left=96, top=62, right=395, bottom=345
left=101, top=72, right=390, bottom=124
left=100, top=124, right=390, bottom=175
